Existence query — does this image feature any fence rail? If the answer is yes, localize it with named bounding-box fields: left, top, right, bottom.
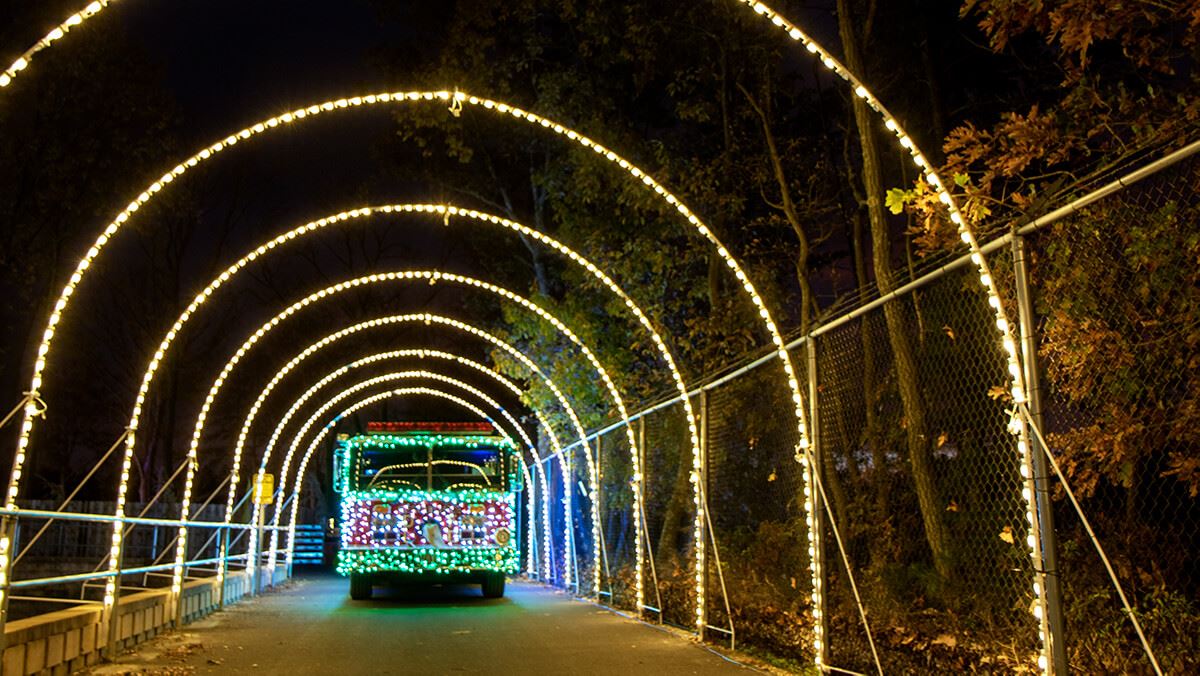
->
left=0, top=499, right=300, bottom=665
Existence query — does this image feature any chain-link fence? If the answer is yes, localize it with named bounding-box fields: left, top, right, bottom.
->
left=1024, top=149, right=1200, bottom=675
left=706, top=357, right=812, bottom=661
left=527, top=142, right=1198, bottom=674
left=814, top=262, right=1037, bottom=672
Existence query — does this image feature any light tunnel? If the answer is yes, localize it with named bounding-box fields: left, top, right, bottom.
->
left=221, top=317, right=603, bottom=595
left=153, top=270, right=633, bottom=602
left=0, top=0, right=1058, bottom=671
left=180, top=200, right=713, bottom=600
left=258, top=371, right=546, bottom=579
left=268, top=355, right=562, bottom=575
left=257, top=369, right=546, bottom=571
left=251, top=351, right=570, bottom=566
left=272, top=385, right=544, bottom=581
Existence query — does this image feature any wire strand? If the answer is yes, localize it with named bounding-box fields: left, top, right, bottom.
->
left=1020, top=404, right=1163, bottom=676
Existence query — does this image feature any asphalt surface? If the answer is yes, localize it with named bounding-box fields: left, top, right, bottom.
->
left=88, top=572, right=756, bottom=675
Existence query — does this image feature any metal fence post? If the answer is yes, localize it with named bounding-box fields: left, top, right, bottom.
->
left=218, top=525, right=229, bottom=609
left=105, top=534, right=126, bottom=659
left=806, top=337, right=828, bottom=665
left=1012, top=234, right=1068, bottom=673
left=252, top=508, right=263, bottom=596
left=637, top=416, right=650, bottom=620
left=594, top=434, right=603, bottom=596
left=174, top=522, right=188, bottom=628
left=0, top=517, right=19, bottom=655
left=697, top=391, right=708, bottom=641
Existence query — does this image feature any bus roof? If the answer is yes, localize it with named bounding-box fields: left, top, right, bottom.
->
left=365, top=421, right=495, bottom=435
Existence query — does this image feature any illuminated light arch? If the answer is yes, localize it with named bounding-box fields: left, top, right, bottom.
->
left=276, top=385, right=542, bottom=577
left=120, top=201, right=700, bottom=595
left=217, top=313, right=593, bottom=590
left=219, top=314, right=590, bottom=533
left=221, top=321, right=596, bottom=589
left=257, top=349, right=562, bottom=521
left=263, top=368, right=545, bottom=570
left=738, top=2, right=1045, bottom=667
left=0, top=3, right=1044, bottom=663
left=256, top=350, right=571, bottom=580
left=273, top=355, right=557, bottom=579
left=282, top=386, right=552, bottom=580
left=9, top=90, right=819, bottom=625
left=0, top=1, right=117, bottom=89
left=154, top=271, right=628, bottom=610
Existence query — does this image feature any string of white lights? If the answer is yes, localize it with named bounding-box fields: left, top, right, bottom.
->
left=736, top=2, right=1046, bottom=668
left=272, top=370, right=539, bottom=573
left=163, top=272, right=624, bottom=607
left=266, top=368, right=543, bottom=571
left=280, top=386, right=539, bottom=575
left=268, top=350, right=561, bottom=581
left=0, top=1, right=117, bottom=90
left=9, top=90, right=816, bottom=623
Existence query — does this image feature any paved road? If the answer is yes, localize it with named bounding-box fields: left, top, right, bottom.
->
left=89, top=573, right=756, bottom=675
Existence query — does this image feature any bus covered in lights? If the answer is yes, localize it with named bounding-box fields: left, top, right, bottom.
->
left=334, top=421, right=521, bottom=599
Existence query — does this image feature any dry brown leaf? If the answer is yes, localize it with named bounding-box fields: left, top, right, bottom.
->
left=932, top=634, right=958, bottom=648
left=999, top=525, right=1015, bottom=544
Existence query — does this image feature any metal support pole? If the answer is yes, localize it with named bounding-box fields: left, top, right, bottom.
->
left=104, top=537, right=125, bottom=659
left=564, top=451, right=576, bottom=593
left=697, top=392, right=709, bottom=641
left=0, top=518, right=20, bottom=655
left=218, top=526, right=229, bottom=609
left=218, top=485, right=251, bottom=603
left=807, top=338, right=828, bottom=665
left=252, top=506, right=264, bottom=596
left=1013, top=234, right=1068, bottom=674
left=173, top=522, right=187, bottom=629
left=151, top=527, right=159, bottom=569
left=596, top=434, right=608, bottom=595
left=636, top=417, right=663, bottom=620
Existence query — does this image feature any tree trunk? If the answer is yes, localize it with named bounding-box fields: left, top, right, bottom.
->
left=655, top=431, right=694, bottom=571
left=741, top=81, right=851, bottom=532
left=837, top=0, right=953, bottom=578
left=850, top=210, right=891, bottom=517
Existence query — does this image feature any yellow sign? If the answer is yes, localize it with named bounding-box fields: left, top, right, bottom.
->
left=254, top=473, right=274, bottom=505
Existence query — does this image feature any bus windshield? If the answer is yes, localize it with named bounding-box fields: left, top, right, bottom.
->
left=355, top=444, right=505, bottom=492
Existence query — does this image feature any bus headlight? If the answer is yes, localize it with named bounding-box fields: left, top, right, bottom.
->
left=494, top=528, right=511, bottom=546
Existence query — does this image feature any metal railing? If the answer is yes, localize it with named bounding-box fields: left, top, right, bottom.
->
left=0, top=498, right=293, bottom=661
